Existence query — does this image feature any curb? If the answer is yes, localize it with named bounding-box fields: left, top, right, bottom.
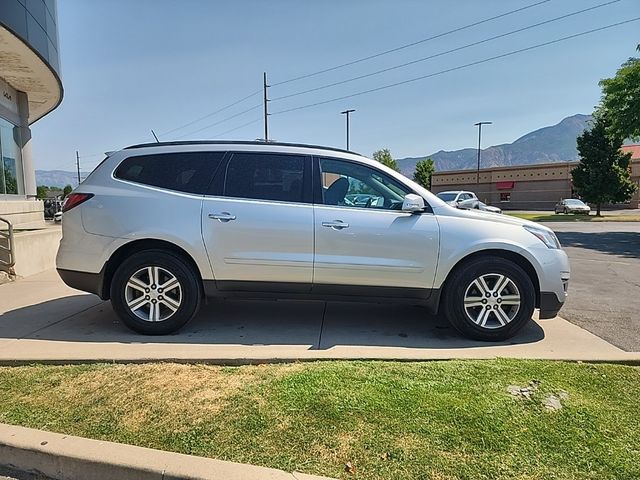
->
left=0, top=424, right=334, bottom=480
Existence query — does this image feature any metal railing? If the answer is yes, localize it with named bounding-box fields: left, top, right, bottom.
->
left=0, top=216, right=15, bottom=272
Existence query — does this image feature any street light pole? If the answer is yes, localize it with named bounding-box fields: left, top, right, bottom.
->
left=341, top=109, right=355, bottom=150
left=474, top=121, right=492, bottom=185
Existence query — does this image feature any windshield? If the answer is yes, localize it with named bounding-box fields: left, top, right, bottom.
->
left=566, top=199, right=586, bottom=205
left=436, top=192, right=458, bottom=202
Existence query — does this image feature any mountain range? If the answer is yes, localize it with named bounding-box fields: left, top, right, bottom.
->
left=397, top=114, right=592, bottom=177
left=36, top=114, right=593, bottom=186
left=35, top=170, right=90, bottom=188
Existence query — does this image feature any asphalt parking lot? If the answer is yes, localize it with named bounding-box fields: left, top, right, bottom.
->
left=543, top=221, right=640, bottom=352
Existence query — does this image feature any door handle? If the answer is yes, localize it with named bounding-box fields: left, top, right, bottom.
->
left=208, top=212, right=236, bottom=222
left=322, top=220, right=349, bottom=230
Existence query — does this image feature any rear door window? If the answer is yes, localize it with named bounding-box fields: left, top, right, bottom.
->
left=114, top=151, right=225, bottom=194
left=224, top=152, right=309, bottom=203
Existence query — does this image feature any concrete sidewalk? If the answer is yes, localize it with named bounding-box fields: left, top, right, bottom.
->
left=0, top=423, right=333, bottom=480
left=1, top=269, right=638, bottom=363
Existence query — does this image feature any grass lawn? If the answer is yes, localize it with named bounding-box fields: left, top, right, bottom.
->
left=507, top=212, right=640, bottom=222
left=1, top=360, right=639, bottom=479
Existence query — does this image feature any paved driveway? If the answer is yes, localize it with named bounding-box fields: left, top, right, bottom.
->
left=0, top=270, right=634, bottom=363
left=543, top=221, right=640, bottom=352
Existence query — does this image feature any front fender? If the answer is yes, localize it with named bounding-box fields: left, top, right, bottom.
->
left=433, top=215, right=547, bottom=290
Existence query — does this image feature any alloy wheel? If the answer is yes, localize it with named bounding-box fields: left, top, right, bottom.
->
left=124, top=266, right=182, bottom=322
left=463, top=273, right=521, bottom=329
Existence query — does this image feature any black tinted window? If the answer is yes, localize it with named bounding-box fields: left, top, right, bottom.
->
left=114, top=152, right=225, bottom=194
left=224, top=153, right=306, bottom=203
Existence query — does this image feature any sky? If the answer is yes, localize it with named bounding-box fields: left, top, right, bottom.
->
left=31, top=0, right=640, bottom=172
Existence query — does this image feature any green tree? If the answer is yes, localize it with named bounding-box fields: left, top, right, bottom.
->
left=372, top=148, right=399, bottom=172
left=599, top=46, right=640, bottom=140
left=36, top=185, right=48, bottom=198
left=572, top=115, right=637, bottom=216
left=63, top=184, right=73, bottom=197
left=413, top=158, right=435, bottom=189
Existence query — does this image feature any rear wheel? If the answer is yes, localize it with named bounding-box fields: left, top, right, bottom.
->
left=110, top=250, right=201, bottom=335
left=441, top=256, right=535, bottom=341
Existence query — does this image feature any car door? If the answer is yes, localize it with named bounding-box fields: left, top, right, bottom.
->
left=312, top=157, right=439, bottom=297
left=457, top=193, right=474, bottom=209
left=201, top=151, right=314, bottom=291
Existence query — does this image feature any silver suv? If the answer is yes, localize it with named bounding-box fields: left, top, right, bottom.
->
left=56, top=141, right=570, bottom=341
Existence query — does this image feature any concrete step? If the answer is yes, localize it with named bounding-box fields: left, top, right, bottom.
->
left=5, top=225, right=61, bottom=277
left=0, top=200, right=45, bottom=229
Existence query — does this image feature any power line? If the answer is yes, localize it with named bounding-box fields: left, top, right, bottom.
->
left=270, top=0, right=553, bottom=87
left=77, top=152, right=104, bottom=159
left=175, top=103, right=262, bottom=139
left=61, top=90, right=262, bottom=159
left=271, top=17, right=640, bottom=116
left=213, top=118, right=261, bottom=138
left=157, top=88, right=261, bottom=137
left=271, top=0, right=622, bottom=102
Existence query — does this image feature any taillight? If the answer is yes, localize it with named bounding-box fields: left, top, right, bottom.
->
left=62, top=193, right=94, bottom=212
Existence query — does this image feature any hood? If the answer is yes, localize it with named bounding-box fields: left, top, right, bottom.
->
left=433, top=204, right=552, bottom=231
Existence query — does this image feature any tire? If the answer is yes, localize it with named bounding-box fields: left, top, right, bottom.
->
left=563, top=208, right=568, bottom=214
left=110, top=249, right=201, bottom=335
left=441, top=256, right=535, bottom=341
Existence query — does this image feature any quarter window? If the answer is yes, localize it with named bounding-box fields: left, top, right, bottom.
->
left=319, top=158, right=412, bottom=210
left=224, top=153, right=306, bottom=203
left=114, top=152, right=225, bottom=194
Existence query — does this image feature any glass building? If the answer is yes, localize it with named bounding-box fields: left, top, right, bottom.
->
left=0, top=0, right=63, bottom=200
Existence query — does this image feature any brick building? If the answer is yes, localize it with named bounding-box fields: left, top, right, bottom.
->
left=430, top=144, right=640, bottom=210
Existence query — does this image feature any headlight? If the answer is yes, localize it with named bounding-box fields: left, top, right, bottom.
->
left=523, top=225, right=561, bottom=249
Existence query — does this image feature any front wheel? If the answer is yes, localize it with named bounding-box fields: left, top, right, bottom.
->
left=110, top=250, right=201, bottom=335
left=441, top=256, right=535, bottom=341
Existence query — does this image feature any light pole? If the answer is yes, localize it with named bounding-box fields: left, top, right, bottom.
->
left=341, top=109, right=355, bottom=150
left=474, top=121, right=492, bottom=185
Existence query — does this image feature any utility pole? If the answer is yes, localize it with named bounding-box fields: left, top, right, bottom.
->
left=474, top=121, right=492, bottom=185
left=340, top=109, right=355, bottom=150
left=75, top=150, right=81, bottom=185
left=263, top=72, right=269, bottom=142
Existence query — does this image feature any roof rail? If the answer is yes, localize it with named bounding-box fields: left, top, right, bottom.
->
left=122, top=140, right=359, bottom=156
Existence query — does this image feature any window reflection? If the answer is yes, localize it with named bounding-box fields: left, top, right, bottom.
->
left=0, top=117, right=22, bottom=195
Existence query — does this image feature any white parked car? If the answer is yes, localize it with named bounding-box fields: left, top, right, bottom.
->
left=477, top=201, right=502, bottom=214
left=56, top=141, right=570, bottom=341
left=554, top=199, right=591, bottom=214
left=436, top=190, right=479, bottom=209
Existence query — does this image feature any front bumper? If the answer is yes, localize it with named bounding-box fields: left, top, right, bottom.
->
left=539, top=291, right=565, bottom=319
left=533, top=246, right=570, bottom=319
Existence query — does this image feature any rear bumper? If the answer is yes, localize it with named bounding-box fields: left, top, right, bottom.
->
left=538, top=291, right=565, bottom=319
left=57, top=268, right=106, bottom=299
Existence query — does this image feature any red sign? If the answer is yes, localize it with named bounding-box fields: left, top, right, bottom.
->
left=496, top=181, right=514, bottom=190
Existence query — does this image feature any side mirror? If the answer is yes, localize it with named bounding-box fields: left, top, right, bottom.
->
left=402, top=194, right=425, bottom=212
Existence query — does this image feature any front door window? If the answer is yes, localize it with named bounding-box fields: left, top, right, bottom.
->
left=319, top=158, right=411, bottom=210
